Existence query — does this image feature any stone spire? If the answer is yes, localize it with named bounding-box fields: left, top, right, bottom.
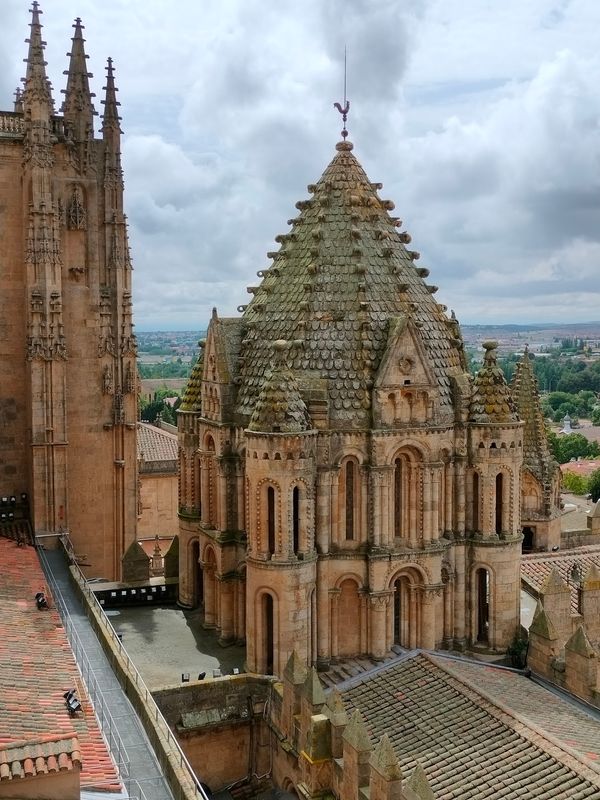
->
left=236, top=138, right=465, bottom=428
left=248, top=340, right=310, bottom=432
left=22, top=2, right=54, bottom=114
left=101, top=57, right=122, bottom=137
left=61, top=17, right=96, bottom=141
left=469, top=341, right=519, bottom=424
left=511, top=346, right=557, bottom=481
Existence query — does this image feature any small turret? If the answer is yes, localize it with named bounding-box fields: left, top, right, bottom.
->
left=469, top=341, right=518, bottom=424
left=61, top=17, right=96, bottom=142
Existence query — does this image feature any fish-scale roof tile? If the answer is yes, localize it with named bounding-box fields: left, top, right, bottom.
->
left=470, top=340, right=519, bottom=424
left=235, top=140, right=465, bottom=428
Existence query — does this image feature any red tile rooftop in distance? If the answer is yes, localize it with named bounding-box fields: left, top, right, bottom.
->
left=0, top=537, right=120, bottom=791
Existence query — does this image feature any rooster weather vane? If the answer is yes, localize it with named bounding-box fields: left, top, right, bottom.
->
left=334, top=46, right=350, bottom=140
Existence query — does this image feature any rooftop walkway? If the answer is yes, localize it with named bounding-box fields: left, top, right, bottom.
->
left=39, top=546, right=177, bottom=800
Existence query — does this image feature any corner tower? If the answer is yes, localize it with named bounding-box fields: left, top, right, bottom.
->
left=0, top=6, right=137, bottom=579
left=511, top=347, right=561, bottom=551
left=179, top=135, right=524, bottom=672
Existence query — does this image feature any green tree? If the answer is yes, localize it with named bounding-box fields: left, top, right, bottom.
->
left=562, top=471, right=590, bottom=495
left=589, top=469, right=600, bottom=503
left=548, top=432, right=600, bottom=464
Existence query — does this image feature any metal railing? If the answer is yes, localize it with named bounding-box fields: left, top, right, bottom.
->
left=56, top=534, right=211, bottom=800
left=36, top=545, right=138, bottom=795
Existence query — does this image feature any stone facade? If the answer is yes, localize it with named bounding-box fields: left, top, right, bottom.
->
left=0, top=6, right=137, bottom=579
left=175, top=138, right=556, bottom=674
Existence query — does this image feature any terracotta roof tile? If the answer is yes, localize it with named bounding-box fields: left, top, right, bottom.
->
left=137, top=421, right=178, bottom=464
left=522, top=546, right=600, bottom=613
left=339, top=653, right=600, bottom=798
left=0, top=538, right=119, bottom=791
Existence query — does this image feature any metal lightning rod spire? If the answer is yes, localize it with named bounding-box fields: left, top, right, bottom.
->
left=333, top=46, right=350, bottom=140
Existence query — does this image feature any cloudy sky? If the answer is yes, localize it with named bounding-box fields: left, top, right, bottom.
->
left=2, top=0, right=600, bottom=330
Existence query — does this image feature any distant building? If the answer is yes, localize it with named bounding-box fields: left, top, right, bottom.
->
left=137, top=422, right=178, bottom=540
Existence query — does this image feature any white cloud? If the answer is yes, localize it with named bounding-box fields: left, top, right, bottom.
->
left=3, top=0, right=600, bottom=328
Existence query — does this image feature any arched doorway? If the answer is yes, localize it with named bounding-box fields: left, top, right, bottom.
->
left=522, top=526, right=535, bottom=553
left=191, top=539, right=203, bottom=608
left=390, top=568, right=423, bottom=649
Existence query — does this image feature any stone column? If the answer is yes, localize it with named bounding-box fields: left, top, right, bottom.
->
left=445, top=460, right=453, bottom=535
left=409, top=465, right=418, bottom=547
left=200, top=453, right=210, bottom=526
left=217, top=462, right=227, bottom=532
left=235, top=579, right=246, bottom=644
left=360, top=465, right=369, bottom=543
left=369, top=593, right=390, bottom=659
left=409, top=586, right=419, bottom=649
left=421, top=588, right=437, bottom=650
left=453, top=545, right=466, bottom=650
left=219, top=578, right=234, bottom=644
left=431, top=462, right=442, bottom=541
left=455, top=458, right=466, bottom=536
left=329, top=588, right=340, bottom=658
left=371, top=468, right=382, bottom=548
left=330, top=470, right=340, bottom=548
left=422, top=466, right=433, bottom=545
left=236, top=463, right=245, bottom=531
left=316, top=469, right=331, bottom=554
left=443, top=577, right=454, bottom=646
left=316, top=562, right=331, bottom=669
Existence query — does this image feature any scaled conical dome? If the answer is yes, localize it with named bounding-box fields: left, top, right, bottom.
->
left=236, top=140, right=464, bottom=428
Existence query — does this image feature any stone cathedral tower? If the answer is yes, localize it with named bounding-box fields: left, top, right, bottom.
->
left=0, top=4, right=137, bottom=579
left=179, top=133, right=525, bottom=675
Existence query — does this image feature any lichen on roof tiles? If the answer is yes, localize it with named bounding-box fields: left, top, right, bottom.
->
left=470, top=340, right=519, bottom=424
left=179, top=340, right=204, bottom=412
left=248, top=340, right=311, bottom=433
left=235, top=139, right=465, bottom=428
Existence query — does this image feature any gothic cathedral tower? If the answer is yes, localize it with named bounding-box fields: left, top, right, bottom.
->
left=0, top=5, right=137, bottom=579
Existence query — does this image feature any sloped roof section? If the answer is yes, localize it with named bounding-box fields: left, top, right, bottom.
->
left=470, top=340, right=519, bottom=424
left=137, top=422, right=178, bottom=463
left=339, top=653, right=600, bottom=798
left=248, top=341, right=311, bottom=433
left=236, top=140, right=465, bottom=428
left=511, top=347, right=559, bottom=483
left=179, top=343, right=204, bottom=412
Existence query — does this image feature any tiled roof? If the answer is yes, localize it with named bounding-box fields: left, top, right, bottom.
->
left=137, top=422, right=178, bottom=463
left=248, top=340, right=310, bottom=433
left=522, top=546, right=600, bottom=613
left=339, top=653, right=600, bottom=798
left=511, top=348, right=559, bottom=486
left=179, top=346, right=204, bottom=412
left=431, top=657, right=600, bottom=765
left=0, top=735, right=81, bottom=782
left=0, top=537, right=119, bottom=790
left=235, top=140, right=465, bottom=428
left=470, top=341, right=519, bottom=424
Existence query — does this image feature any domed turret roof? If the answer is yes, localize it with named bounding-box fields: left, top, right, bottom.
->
left=248, top=340, right=310, bottom=433
left=235, top=140, right=465, bottom=428
left=470, top=341, right=519, bottom=424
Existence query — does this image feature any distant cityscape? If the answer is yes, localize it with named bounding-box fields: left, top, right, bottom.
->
left=137, top=321, right=600, bottom=367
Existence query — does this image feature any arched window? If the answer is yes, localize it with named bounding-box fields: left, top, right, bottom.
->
left=292, top=486, right=300, bottom=555
left=472, top=472, right=480, bottom=532
left=262, top=594, right=274, bottom=674
left=495, top=473, right=503, bottom=535
left=345, top=461, right=355, bottom=540
left=475, top=568, right=490, bottom=644
left=267, top=486, right=276, bottom=555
